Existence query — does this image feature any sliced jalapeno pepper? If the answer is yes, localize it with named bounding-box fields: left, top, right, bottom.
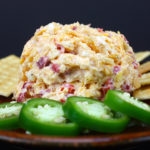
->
left=0, top=102, right=23, bottom=130
left=19, top=98, right=80, bottom=136
left=63, top=96, right=129, bottom=133
left=104, top=90, right=150, bottom=125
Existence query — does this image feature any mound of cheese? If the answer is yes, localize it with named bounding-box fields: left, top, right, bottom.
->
left=14, top=22, right=141, bottom=102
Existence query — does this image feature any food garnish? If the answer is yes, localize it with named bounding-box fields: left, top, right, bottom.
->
left=0, top=102, right=23, bottom=130
left=104, top=90, right=150, bottom=125
left=63, top=96, right=129, bottom=133
left=0, top=91, right=150, bottom=135
left=19, top=98, right=80, bottom=136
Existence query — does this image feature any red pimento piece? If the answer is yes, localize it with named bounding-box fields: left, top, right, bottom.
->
left=113, top=66, right=121, bottom=74
left=60, top=99, right=66, bottom=103
left=61, top=83, right=75, bottom=94
left=122, top=82, right=131, bottom=92
left=22, top=82, right=32, bottom=89
left=17, top=92, right=27, bottom=103
left=36, top=56, right=50, bottom=69
left=98, top=96, right=103, bottom=101
left=101, top=78, right=114, bottom=98
left=68, top=87, right=75, bottom=94
left=138, top=73, right=142, bottom=78
left=132, top=61, right=139, bottom=69
left=18, top=82, right=33, bottom=102
left=60, top=87, right=64, bottom=91
left=64, top=83, right=75, bottom=94
left=104, top=78, right=114, bottom=86
left=51, top=63, right=60, bottom=73
left=72, top=26, right=77, bottom=30
left=56, top=43, right=65, bottom=53
left=97, top=28, right=103, bottom=32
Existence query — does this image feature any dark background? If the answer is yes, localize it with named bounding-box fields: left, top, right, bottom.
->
left=0, top=0, right=150, bottom=58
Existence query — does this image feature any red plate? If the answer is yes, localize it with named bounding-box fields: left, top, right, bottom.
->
left=0, top=96, right=150, bottom=148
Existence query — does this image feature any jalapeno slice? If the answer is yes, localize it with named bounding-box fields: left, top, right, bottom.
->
left=0, top=102, right=23, bottom=130
left=63, top=96, right=129, bottom=133
left=104, top=90, right=150, bottom=125
left=19, top=98, right=80, bottom=136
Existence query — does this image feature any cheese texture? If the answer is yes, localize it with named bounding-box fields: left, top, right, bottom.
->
left=14, top=22, right=141, bottom=102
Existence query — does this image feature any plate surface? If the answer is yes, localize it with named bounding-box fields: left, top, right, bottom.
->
left=0, top=96, right=150, bottom=148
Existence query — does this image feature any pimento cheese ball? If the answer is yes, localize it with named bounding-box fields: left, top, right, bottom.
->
left=14, top=22, right=141, bottom=102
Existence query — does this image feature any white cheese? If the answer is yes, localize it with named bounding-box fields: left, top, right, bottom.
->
left=47, top=23, right=55, bottom=34
left=95, top=36, right=107, bottom=46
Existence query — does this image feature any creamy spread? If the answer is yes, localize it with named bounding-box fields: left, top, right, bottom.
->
left=14, top=22, right=141, bottom=102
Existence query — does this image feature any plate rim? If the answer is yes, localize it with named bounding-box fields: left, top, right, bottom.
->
left=0, top=129, right=150, bottom=147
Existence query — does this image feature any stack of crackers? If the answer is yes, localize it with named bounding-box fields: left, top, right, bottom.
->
left=133, top=51, right=150, bottom=100
left=0, top=55, right=20, bottom=97
left=0, top=52, right=150, bottom=100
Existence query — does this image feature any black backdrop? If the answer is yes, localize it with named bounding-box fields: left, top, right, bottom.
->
left=0, top=0, right=150, bottom=58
